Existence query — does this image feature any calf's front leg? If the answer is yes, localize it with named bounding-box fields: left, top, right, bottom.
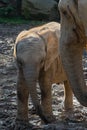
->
left=39, top=72, right=56, bottom=123
left=14, top=66, right=33, bottom=130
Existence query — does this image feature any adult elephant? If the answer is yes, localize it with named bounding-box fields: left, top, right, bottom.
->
left=59, top=0, right=87, bottom=107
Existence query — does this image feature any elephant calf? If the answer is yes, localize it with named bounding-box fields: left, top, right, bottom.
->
left=14, top=22, right=73, bottom=124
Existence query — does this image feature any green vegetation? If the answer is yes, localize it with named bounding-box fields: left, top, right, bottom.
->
left=0, top=17, right=46, bottom=25
left=0, top=17, right=29, bottom=24
left=0, top=0, right=16, bottom=17
left=0, top=6, right=15, bottom=16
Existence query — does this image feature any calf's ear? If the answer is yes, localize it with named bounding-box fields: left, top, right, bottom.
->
left=44, top=31, right=59, bottom=71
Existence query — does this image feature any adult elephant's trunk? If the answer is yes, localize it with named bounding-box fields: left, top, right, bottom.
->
left=23, top=64, right=49, bottom=124
left=60, top=40, right=87, bottom=106
left=59, top=0, right=87, bottom=106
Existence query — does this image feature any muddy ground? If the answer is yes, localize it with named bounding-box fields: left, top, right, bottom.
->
left=0, top=23, right=87, bottom=130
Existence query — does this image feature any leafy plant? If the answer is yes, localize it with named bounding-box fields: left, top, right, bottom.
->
left=0, top=17, right=46, bottom=25
left=0, top=0, right=16, bottom=17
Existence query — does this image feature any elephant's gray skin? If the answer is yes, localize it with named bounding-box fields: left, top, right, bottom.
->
left=58, top=0, right=87, bottom=107
left=14, top=22, right=73, bottom=125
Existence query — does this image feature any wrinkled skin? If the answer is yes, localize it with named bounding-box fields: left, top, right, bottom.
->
left=14, top=22, right=73, bottom=126
left=59, top=0, right=87, bottom=108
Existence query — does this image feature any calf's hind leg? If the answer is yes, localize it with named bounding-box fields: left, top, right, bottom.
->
left=64, top=80, right=73, bottom=111
left=63, top=80, right=74, bottom=120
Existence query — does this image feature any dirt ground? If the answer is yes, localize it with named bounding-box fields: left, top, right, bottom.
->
left=0, top=23, right=87, bottom=130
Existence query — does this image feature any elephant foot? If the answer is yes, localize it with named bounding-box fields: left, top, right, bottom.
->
left=45, top=115, right=57, bottom=124
left=41, top=114, right=56, bottom=124
left=14, top=119, right=34, bottom=130
left=61, top=109, right=74, bottom=121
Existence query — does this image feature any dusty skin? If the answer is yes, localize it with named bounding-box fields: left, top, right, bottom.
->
left=0, top=23, right=87, bottom=130
left=59, top=0, right=87, bottom=107
left=14, top=22, right=74, bottom=126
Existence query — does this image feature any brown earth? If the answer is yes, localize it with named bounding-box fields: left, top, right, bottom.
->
left=0, top=23, right=87, bottom=130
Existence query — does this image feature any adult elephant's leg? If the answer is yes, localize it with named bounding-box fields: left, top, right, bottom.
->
left=39, top=72, right=56, bottom=123
left=64, top=80, right=73, bottom=111
left=16, top=67, right=29, bottom=122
